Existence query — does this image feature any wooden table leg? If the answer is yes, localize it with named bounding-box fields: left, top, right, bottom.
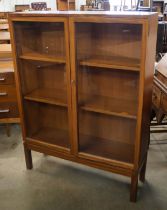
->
left=140, top=155, right=148, bottom=183
left=130, top=173, right=138, bottom=202
left=24, top=145, right=33, bottom=170
left=6, top=123, right=10, bottom=137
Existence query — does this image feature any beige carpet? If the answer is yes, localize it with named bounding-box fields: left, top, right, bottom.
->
left=0, top=124, right=166, bottom=210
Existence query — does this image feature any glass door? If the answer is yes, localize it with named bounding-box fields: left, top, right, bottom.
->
left=74, top=21, right=142, bottom=164
left=14, top=19, right=71, bottom=150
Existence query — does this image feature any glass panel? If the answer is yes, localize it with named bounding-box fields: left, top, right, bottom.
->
left=19, top=60, right=68, bottom=107
left=79, top=112, right=136, bottom=163
left=24, top=101, right=70, bottom=148
left=14, top=21, right=70, bottom=149
left=76, top=22, right=142, bottom=163
left=14, top=22, right=65, bottom=62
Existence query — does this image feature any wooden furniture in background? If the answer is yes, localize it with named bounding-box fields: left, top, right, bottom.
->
left=0, top=31, right=10, bottom=43
left=140, top=0, right=164, bottom=14
left=57, top=0, right=68, bottom=10
left=31, top=2, right=47, bottom=10
left=80, top=0, right=110, bottom=11
left=152, top=54, right=167, bottom=123
left=15, top=5, right=30, bottom=12
left=0, top=13, right=6, bottom=19
left=0, top=61, right=20, bottom=136
left=0, top=24, right=9, bottom=30
left=0, top=19, right=8, bottom=24
left=0, top=44, right=12, bottom=59
left=153, top=1, right=164, bottom=14
left=57, top=0, right=75, bottom=10
left=0, top=17, right=10, bottom=45
left=69, top=0, right=75, bottom=10
left=9, top=11, right=157, bottom=202
left=143, top=0, right=151, bottom=6
left=0, top=18, right=20, bottom=136
left=0, top=12, right=10, bottom=19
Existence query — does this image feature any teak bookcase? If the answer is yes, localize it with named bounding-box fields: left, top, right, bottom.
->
left=9, top=11, right=158, bottom=202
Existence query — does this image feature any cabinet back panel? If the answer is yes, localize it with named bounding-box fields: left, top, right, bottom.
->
left=79, top=111, right=136, bottom=145
left=24, top=101, right=70, bottom=148
left=19, top=60, right=67, bottom=96
left=24, top=101, right=40, bottom=136
left=78, top=67, right=139, bottom=100
left=39, top=104, right=69, bottom=130
left=76, top=23, right=92, bottom=60
left=14, top=22, right=65, bottom=57
left=24, top=102, right=69, bottom=133
left=77, top=68, right=139, bottom=118
left=76, top=22, right=142, bottom=61
left=92, top=23, right=142, bottom=60
left=78, top=111, right=135, bottom=163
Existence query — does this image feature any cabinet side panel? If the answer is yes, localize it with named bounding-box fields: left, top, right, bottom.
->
left=9, top=18, right=27, bottom=140
left=140, top=15, right=158, bottom=164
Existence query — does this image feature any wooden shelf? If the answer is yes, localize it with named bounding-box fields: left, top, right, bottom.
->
left=0, top=44, right=12, bottom=59
left=0, top=44, right=11, bottom=52
left=0, top=60, right=14, bottom=73
left=79, top=134, right=134, bottom=164
left=0, top=23, right=9, bottom=30
left=0, top=31, right=10, bottom=41
left=80, top=56, right=140, bottom=71
left=0, top=19, right=8, bottom=24
left=28, top=127, right=69, bottom=148
left=19, top=52, right=66, bottom=64
left=24, top=88, right=67, bottom=107
left=0, top=117, right=20, bottom=123
left=80, top=95, right=137, bottom=120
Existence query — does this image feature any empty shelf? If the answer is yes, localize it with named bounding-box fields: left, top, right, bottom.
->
left=24, top=88, right=68, bottom=107
left=20, top=52, right=66, bottom=64
left=79, top=134, right=134, bottom=164
left=80, top=95, right=137, bottom=120
left=80, top=56, right=140, bottom=71
left=27, top=127, right=70, bottom=148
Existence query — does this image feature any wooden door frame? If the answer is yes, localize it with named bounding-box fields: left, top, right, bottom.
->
left=9, top=16, right=73, bottom=155
left=69, top=16, right=145, bottom=170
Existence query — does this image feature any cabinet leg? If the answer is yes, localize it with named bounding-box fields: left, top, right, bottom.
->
left=130, top=173, right=138, bottom=202
left=6, top=124, right=10, bottom=137
left=148, top=131, right=151, bottom=149
left=140, top=155, right=148, bottom=183
left=24, top=145, right=33, bottom=170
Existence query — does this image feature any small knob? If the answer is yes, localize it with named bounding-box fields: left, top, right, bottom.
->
left=71, top=80, right=76, bottom=85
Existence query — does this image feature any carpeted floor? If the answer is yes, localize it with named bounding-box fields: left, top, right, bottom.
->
left=0, top=124, right=167, bottom=210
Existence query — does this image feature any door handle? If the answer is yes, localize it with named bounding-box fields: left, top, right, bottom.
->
left=0, top=92, right=7, bottom=96
left=71, top=80, right=76, bottom=85
left=0, top=109, right=10, bottom=113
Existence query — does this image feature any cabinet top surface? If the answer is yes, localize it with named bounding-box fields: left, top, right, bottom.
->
left=9, top=11, right=157, bottom=19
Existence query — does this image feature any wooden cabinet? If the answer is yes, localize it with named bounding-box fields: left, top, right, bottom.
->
left=72, top=21, right=141, bottom=165
left=57, top=0, right=75, bottom=11
left=152, top=54, right=167, bottom=123
left=10, top=18, right=72, bottom=150
left=9, top=11, right=158, bottom=202
left=0, top=16, right=20, bottom=136
left=0, top=61, right=20, bottom=126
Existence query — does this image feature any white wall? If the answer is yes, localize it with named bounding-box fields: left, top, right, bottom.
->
left=0, top=0, right=56, bottom=12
